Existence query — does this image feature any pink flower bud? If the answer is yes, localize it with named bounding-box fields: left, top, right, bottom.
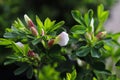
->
left=41, top=28, right=45, bottom=36
left=96, top=31, right=107, bottom=40
left=54, top=32, right=69, bottom=46
left=27, top=50, right=35, bottom=57
left=48, top=39, right=54, bottom=47
left=24, top=14, right=35, bottom=28
left=30, top=27, right=38, bottom=36
left=24, top=14, right=38, bottom=36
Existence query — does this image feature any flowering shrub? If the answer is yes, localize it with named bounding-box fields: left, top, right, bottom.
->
left=0, top=4, right=120, bottom=80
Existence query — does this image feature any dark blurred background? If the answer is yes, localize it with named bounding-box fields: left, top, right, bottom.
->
left=0, top=0, right=117, bottom=80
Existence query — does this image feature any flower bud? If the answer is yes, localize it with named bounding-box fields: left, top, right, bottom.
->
left=24, top=14, right=35, bottom=28
left=41, top=28, right=45, bottom=36
left=54, top=32, right=69, bottom=46
left=85, top=32, right=92, bottom=41
left=30, top=27, right=38, bottom=36
left=24, top=14, right=38, bottom=36
left=48, top=39, right=54, bottom=47
left=15, top=42, right=24, bottom=47
left=77, top=58, right=86, bottom=67
left=96, top=31, right=107, bottom=40
left=90, top=18, right=94, bottom=33
left=27, top=50, right=35, bottom=57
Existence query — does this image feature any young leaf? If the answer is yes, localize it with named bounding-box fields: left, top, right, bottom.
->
left=36, top=16, right=44, bottom=34
left=66, top=69, right=77, bottom=80
left=44, top=17, right=55, bottom=31
left=50, top=21, right=65, bottom=32
left=97, top=4, right=104, bottom=19
left=71, top=69, right=77, bottom=80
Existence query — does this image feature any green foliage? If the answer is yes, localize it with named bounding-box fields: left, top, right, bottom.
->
left=0, top=4, right=120, bottom=80
left=39, top=65, right=61, bottom=80
left=65, top=69, right=77, bottom=80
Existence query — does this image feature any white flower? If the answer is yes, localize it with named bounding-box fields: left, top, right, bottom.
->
left=90, top=18, right=94, bottom=33
left=54, top=32, right=69, bottom=46
left=15, top=42, right=24, bottom=47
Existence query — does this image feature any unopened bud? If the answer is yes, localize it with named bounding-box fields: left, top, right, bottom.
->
left=24, top=14, right=35, bottom=28
left=41, top=28, right=45, bottom=36
left=28, top=50, right=35, bottom=57
left=48, top=39, right=54, bottom=47
left=77, top=58, right=86, bottom=67
left=96, top=31, right=107, bottom=40
left=15, top=42, right=24, bottom=47
left=85, top=32, right=92, bottom=41
left=90, top=18, right=94, bottom=33
left=30, top=27, right=38, bottom=36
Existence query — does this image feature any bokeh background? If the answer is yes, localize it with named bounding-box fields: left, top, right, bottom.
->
left=0, top=0, right=118, bottom=80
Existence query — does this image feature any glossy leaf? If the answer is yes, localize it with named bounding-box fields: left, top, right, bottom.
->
left=71, top=10, right=87, bottom=27
left=71, top=25, right=86, bottom=34
left=91, top=48, right=101, bottom=58
left=76, top=46, right=90, bottom=57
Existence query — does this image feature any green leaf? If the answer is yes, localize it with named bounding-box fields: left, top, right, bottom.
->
left=66, top=73, right=71, bottom=80
left=12, top=42, right=24, bottom=56
left=26, top=66, right=33, bottom=79
left=71, top=69, right=77, bottom=80
left=66, top=69, right=77, bottom=80
left=71, top=25, right=86, bottom=34
left=32, top=38, right=41, bottom=45
left=100, top=11, right=109, bottom=23
left=91, top=48, right=101, bottom=58
left=44, top=17, right=55, bottom=31
left=115, top=59, right=120, bottom=66
left=84, top=9, right=93, bottom=27
left=95, top=41, right=104, bottom=49
left=4, top=60, right=16, bottom=65
left=50, top=21, right=65, bottom=32
left=14, top=63, right=29, bottom=75
left=97, top=4, right=104, bottom=19
left=71, top=10, right=87, bottom=27
left=0, top=38, right=12, bottom=45
left=36, top=15, right=44, bottom=34
left=4, top=32, right=17, bottom=38
left=76, top=46, right=90, bottom=57
left=71, top=10, right=82, bottom=24
left=36, top=15, right=44, bottom=28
